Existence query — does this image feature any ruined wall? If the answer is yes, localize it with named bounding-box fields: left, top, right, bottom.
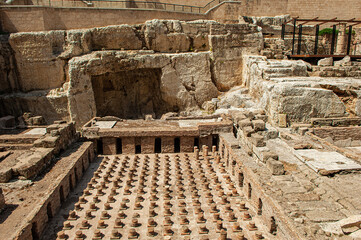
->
left=0, top=6, right=207, bottom=33
left=11, top=141, right=95, bottom=240
left=0, top=20, right=262, bottom=126
left=242, top=55, right=352, bottom=125
left=218, top=133, right=304, bottom=240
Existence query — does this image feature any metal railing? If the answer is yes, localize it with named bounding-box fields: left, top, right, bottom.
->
left=30, top=0, right=226, bottom=13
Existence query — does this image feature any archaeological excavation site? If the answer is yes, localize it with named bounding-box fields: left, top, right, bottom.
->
left=1, top=0, right=361, bottom=239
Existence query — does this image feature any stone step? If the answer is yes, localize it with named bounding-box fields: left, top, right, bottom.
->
left=264, top=67, right=293, bottom=73
left=0, top=143, right=33, bottom=150
left=266, top=62, right=293, bottom=68
left=0, top=135, right=39, bottom=144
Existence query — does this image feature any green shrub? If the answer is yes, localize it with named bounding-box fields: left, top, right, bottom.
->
left=319, top=28, right=355, bottom=36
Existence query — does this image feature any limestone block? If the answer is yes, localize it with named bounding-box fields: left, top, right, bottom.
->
left=254, top=114, right=268, bottom=122
left=0, top=168, right=12, bottom=183
left=265, top=126, right=279, bottom=140
left=238, top=119, right=252, bottom=129
left=13, top=149, right=53, bottom=179
left=272, top=84, right=346, bottom=123
left=334, top=56, right=351, bottom=67
left=33, top=136, right=59, bottom=148
left=217, top=87, right=253, bottom=109
left=242, top=126, right=254, bottom=137
left=266, top=159, right=285, bottom=175
left=252, top=119, right=265, bottom=131
left=9, top=31, right=66, bottom=91
left=144, top=20, right=190, bottom=52
left=193, top=34, right=209, bottom=51
left=232, top=112, right=247, bottom=123
left=91, top=25, right=142, bottom=50
left=249, top=133, right=266, bottom=147
left=317, top=57, right=333, bottom=66
left=60, top=29, right=92, bottom=58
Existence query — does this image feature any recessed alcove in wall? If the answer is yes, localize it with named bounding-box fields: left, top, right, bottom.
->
left=91, top=68, right=176, bottom=119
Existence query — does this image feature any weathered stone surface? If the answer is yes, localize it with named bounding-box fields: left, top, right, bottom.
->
left=249, top=133, right=266, bottom=147
left=9, top=31, right=66, bottom=92
left=350, top=229, right=361, bottom=239
left=306, top=210, right=346, bottom=223
left=321, top=215, right=361, bottom=236
left=13, top=148, right=53, bottom=179
left=318, top=57, right=333, bottom=66
left=266, top=159, right=285, bottom=175
left=265, top=126, right=279, bottom=139
left=68, top=51, right=218, bottom=126
left=210, top=23, right=262, bottom=91
left=202, top=101, right=216, bottom=113
left=273, top=84, right=346, bottom=123
left=0, top=115, right=15, bottom=128
left=238, top=118, right=252, bottom=128
left=193, top=33, right=209, bottom=51
left=92, top=25, right=142, bottom=50
left=218, top=86, right=254, bottom=109
left=144, top=20, right=190, bottom=52
left=242, top=126, right=254, bottom=137
left=0, top=168, right=12, bottom=183
left=2, top=21, right=262, bottom=125
left=252, top=119, right=265, bottom=131
left=0, top=35, right=18, bottom=94
left=242, top=56, right=356, bottom=124
left=334, top=55, right=351, bottom=67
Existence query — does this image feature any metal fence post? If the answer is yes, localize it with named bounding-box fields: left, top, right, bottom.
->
left=330, top=25, right=337, bottom=55
left=291, top=19, right=297, bottom=55
left=314, top=25, right=319, bottom=55
left=347, top=25, right=352, bottom=55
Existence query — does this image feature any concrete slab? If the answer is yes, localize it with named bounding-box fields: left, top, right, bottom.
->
left=24, top=128, right=47, bottom=135
left=295, top=149, right=361, bottom=174
left=93, top=121, right=117, bottom=129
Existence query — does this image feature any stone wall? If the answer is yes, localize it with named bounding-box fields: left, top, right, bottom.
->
left=1, top=0, right=360, bottom=33
left=236, top=0, right=361, bottom=19
left=0, top=20, right=262, bottom=126
left=0, top=6, right=207, bottom=33
left=313, top=127, right=361, bottom=142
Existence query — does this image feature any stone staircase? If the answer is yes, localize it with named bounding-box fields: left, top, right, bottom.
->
left=0, top=134, right=39, bottom=150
